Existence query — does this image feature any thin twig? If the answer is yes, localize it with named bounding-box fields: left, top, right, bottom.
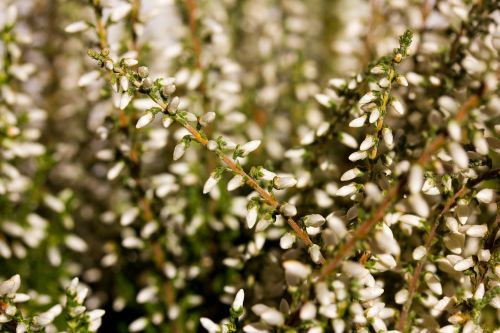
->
left=90, top=4, right=181, bottom=332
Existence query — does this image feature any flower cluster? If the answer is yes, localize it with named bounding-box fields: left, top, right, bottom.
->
left=1, top=0, right=499, bottom=332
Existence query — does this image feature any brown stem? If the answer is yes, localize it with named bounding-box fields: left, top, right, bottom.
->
left=184, top=0, right=202, bottom=70
left=141, top=93, right=320, bottom=255
left=129, top=0, right=141, bottom=54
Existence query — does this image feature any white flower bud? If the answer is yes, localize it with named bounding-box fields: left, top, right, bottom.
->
left=309, top=244, right=323, bottom=264
left=227, top=175, right=244, bottom=191
left=6, top=5, right=17, bottom=26
left=13, top=293, right=30, bottom=303
left=65, top=20, right=89, bottom=33
left=107, top=161, right=125, bottom=180
left=339, top=132, right=358, bottom=149
left=129, top=317, right=148, bottom=332
left=78, top=71, right=100, bottom=87
left=200, top=318, right=219, bottom=333
left=259, top=168, right=276, bottom=181
left=412, top=245, right=427, bottom=260
left=409, top=193, right=429, bottom=218
left=476, top=188, right=495, bottom=204
left=33, top=312, right=55, bottom=327
left=348, top=151, right=368, bottom=162
left=382, top=127, right=393, bottom=147
left=261, top=308, right=284, bottom=326
left=359, top=135, right=376, bottom=151
left=303, top=214, right=325, bottom=228
left=136, top=111, right=154, bottom=129
left=203, top=174, right=219, bottom=194
left=408, top=165, right=423, bottom=194
left=396, top=75, right=408, bottom=86
left=283, top=260, right=311, bottom=280
left=315, top=94, right=332, bottom=107
left=359, top=91, right=377, bottom=105
left=424, top=273, right=442, bottom=295
left=473, top=132, right=488, bottom=155
left=199, top=112, right=216, bottom=127
left=280, top=203, right=297, bottom=217
left=465, top=225, right=488, bottom=238
left=65, top=234, right=88, bottom=252
left=173, top=142, right=186, bottom=161
left=16, top=322, right=27, bottom=333
left=246, top=206, right=258, bottom=229
left=447, top=120, right=461, bottom=141
left=349, top=115, right=367, bottom=128
left=120, top=76, right=129, bottom=92
left=162, top=115, right=173, bottom=128
left=341, top=167, right=362, bottom=181
left=88, top=309, right=105, bottom=322
left=395, top=289, right=409, bottom=304
left=300, top=302, right=317, bottom=321
left=370, top=65, right=385, bottom=74
left=448, top=142, right=469, bottom=169
left=273, top=176, right=297, bottom=190
left=336, top=183, right=358, bottom=197
left=391, top=99, right=405, bottom=115
left=329, top=78, right=346, bottom=89
left=207, top=140, right=217, bottom=151
left=474, top=283, right=485, bottom=300
left=105, top=60, right=114, bottom=71
left=136, top=286, right=158, bottom=304
left=124, top=58, right=138, bottom=67
left=162, top=84, right=176, bottom=97
left=241, top=140, right=261, bottom=156
left=453, top=257, right=474, bottom=271
left=280, top=232, right=296, bottom=249
left=358, top=286, right=384, bottom=301
left=378, top=77, right=390, bottom=88
left=232, top=289, right=244, bottom=310
left=167, top=96, right=180, bottom=114
left=369, top=109, right=380, bottom=123
left=138, top=66, right=149, bottom=78
left=119, top=92, right=132, bottom=110
left=0, top=274, right=21, bottom=297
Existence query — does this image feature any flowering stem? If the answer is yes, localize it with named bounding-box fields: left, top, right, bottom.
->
left=397, top=167, right=499, bottom=331
left=319, top=92, right=483, bottom=281
left=149, top=95, right=320, bottom=253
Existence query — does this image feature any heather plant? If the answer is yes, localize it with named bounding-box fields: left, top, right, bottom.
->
left=1, top=0, right=499, bottom=332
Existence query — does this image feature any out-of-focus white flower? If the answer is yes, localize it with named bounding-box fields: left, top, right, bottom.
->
left=448, top=142, right=469, bottom=169
left=232, top=289, right=245, bottom=310
left=303, top=214, right=325, bottom=228
left=0, top=274, right=21, bottom=297
left=65, top=20, right=89, bottom=33
left=476, top=189, right=495, bottom=204
left=129, top=317, right=148, bottom=332
left=260, top=308, right=284, bottom=326
left=391, top=99, right=405, bottom=115
left=241, top=140, right=261, bottom=156
left=200, top=317, right=220, bottom=333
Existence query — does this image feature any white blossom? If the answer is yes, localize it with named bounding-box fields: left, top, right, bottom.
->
left=136, top=111, right=154, bottom=129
